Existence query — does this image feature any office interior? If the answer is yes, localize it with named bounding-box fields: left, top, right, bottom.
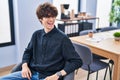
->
left=0, top=0, right=119, bottom=77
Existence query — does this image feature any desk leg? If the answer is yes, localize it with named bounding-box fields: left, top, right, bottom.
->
left=112, top=56, right=120, bottom=80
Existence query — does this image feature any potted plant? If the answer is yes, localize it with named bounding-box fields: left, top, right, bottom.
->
left=109, top=0, right=120, bottom=26
left=113, top=32, right=120, bottom=41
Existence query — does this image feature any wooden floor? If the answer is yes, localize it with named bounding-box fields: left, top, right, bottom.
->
left=0, top=64, right=14, bottom=77
left=74, top=68, right=110, bottom=80
left=0, top=65, right=111, bottom=80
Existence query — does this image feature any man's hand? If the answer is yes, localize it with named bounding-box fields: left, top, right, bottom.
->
left=22, top=63, right=32, bottom=80
left=45, top=70, right=67, bottom=80
left=45, top=74, right=59, bottom=80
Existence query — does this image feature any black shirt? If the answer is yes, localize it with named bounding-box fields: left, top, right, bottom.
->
left=22, top=26, right=82, bottom=78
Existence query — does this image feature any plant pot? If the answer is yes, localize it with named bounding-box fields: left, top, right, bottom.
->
left=114, top=37, right=120, bottom=41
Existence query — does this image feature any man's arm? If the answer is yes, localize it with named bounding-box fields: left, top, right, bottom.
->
left=61, top=37, right=83, bottom=74
left=45, top=70, right=66, bottom=80
left=22, top=31, right=38, bottom=64
left=21, top=63, right=32, bottom=80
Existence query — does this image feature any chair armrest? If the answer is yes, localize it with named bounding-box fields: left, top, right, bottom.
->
left=11, top=63, right=75, bottom=80
left=11, top=62, right=22, bottom=73
left=63, top=71, right=74, bottom=80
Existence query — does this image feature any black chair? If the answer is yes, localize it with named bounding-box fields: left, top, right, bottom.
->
left=73, top=42, right=111, bottom=80
left=79, top=29, right=114, bottom=79
left=100, top=26, right=119, bottom=32
left=11, top=63, right=22, bottom=73
left=11, top=63, right=74, bottom=80
left=79, top=29, right=97, bottom=36
left=79, top=29, right=107, bottom=60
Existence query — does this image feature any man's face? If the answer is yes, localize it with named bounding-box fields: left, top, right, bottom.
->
left=40, top=17, right=56, bottom=31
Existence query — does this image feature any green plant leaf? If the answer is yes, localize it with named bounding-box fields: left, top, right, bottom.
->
left=113, top=32, right=120, bottom=37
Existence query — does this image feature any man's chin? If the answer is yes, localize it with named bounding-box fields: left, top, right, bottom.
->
left=47, top=27, right=54, bottom=30
left=48, top=26, right=54, bottom=29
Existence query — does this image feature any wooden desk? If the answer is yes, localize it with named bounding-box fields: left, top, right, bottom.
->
left=70, top=30, right=120, bottom=80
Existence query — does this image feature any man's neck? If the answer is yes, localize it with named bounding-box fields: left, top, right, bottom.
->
left=44, top=28, right=52, bottom=33
left=44, top=27, right=54, bottom=33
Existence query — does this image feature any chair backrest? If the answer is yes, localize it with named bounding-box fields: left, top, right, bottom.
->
left=100, top=26, right=119, bottom=32
left=79, top=29, right=97, bottom=36
left=73, top=42, right=93, bottom=65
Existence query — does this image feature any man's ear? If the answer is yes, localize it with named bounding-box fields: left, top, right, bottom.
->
left=39, top=19, right=42, bottom=23
left=39, top=19, right=42, bottom=21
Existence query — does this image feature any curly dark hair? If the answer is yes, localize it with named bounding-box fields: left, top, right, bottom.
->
left=36, top=2, right=58, bottom=19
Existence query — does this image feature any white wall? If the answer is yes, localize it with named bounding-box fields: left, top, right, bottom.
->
left=0, top=46, right=17, bottom=67
left=80, top=0, right=97, bottom=30
left=80, top=0, right=97, bottom=17
left=0, top=0, right=52, bottom=68
left=81, top=0, right=112, bottom=29
left=80, top=0, right=87, bottom=12
left=96, top=0, right=112, bottom=28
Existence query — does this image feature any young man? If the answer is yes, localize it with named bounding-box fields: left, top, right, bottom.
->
left=0, top=2, right=82, bottom=80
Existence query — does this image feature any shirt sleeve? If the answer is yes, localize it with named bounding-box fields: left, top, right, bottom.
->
left=22, top=32, right=36, bottom=64
left=62, top=36, right=83, bottom=74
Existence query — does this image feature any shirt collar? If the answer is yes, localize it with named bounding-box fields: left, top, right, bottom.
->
left=42, top=26, right=57, bottom=37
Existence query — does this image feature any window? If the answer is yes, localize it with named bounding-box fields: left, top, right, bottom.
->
left=0, top=0, right=15, bottom=47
